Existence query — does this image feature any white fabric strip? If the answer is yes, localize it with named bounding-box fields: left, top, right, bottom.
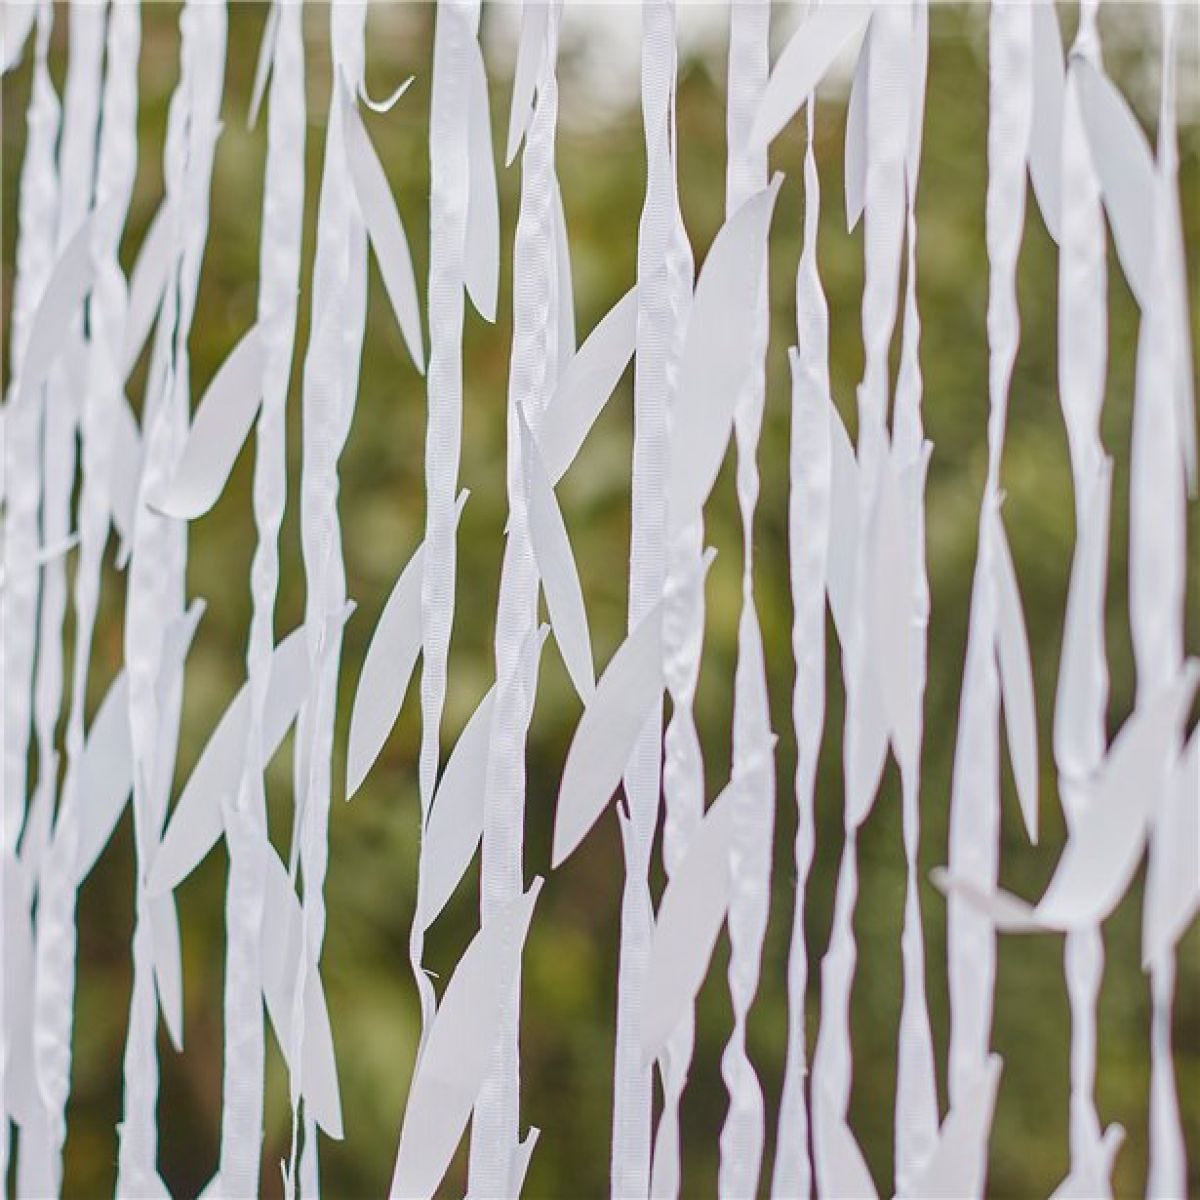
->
left=290, top=5, right=370, bottom=1192
left=413, top=0, right=482, bottom=1065
left=813, top=6, right=908, bottom=1192
left=1053, top=6, right=1116, bottom=1191
left=2, top=0, right=57, bottom=869
left=225, top=2, right=305, bottom=1196
left=611, top=3, right=678, bottom=1194
left=648, top=68, right=698, bottom=1200
left=23, top=0, right=104, bottom=904
left=120, top=3, right=222, bottom=1194
left=891, top=4, right=938, bottom=1191
left=3, top=3, right=61, bottom=1191
left=719, top=3, right=774, bottom=1196
left=471, top=5, right=561, bottom=1191
left=771, top=91, right=831, bottom=1200
left=946, top=0, right=1031, bottom=1155
left=1137, top=6, right=1189, bottom=1195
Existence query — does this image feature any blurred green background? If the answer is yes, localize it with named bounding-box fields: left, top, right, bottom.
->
left=4, top=4, right=1199, bottom=1197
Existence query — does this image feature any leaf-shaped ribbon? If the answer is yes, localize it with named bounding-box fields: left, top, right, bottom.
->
left=109, top=394, right=144, bottom=564
left=417, top=626, right=547, bottom=932
left=508, top=1127, right=541, bottom=1197
left=843, top=26, right=869, bottom=232
left=1072, top=57, right=1157, bottom=312
left=930, top=868, right=1042, bottom=935
left=346, top=547, right=425, bottom=800
left=505, top=0, right=546, bottom=165
left=389, top=879, right=543, bottom=1200
left=147, top=623, right=314, bottom=895
left=552, top=603, right=665, bottom=868
left=150, top=892, right=184, bottom=1052
left=814, top=1091, right=879, bottom=1200
left=2, top=2, right=36, bottom=74
left=642, top=785, right=735, bottom=1063
left=992, top=516, right=1039, bottom=842
left=464, top=34, right=499, bottom=323
left=520, top=410, right=594, bottom=702
left=753, top=3, right=873, bottom=147
left=1037, top=664, right=1198, bottom=928
left=14, top=207, right=98, bottom=412
left=667, top=176, right=783, bottom=531
left=826, top=401, right=859, bottom=647
left=155, top=325, right=265, bottom=520
left=122, top=200, right=175, bottom=379
left=870, top=449, right=919, bottom=772
left=1143, top=727, right=1199, bottom=968
left=416, top=688, right=495, bottom=930
left=72, top=671, right=132, bottom=885
left=1028, top=0, right=1064, bottom=242
left=260, top=845, right=344, bottom=1138
left=939, top=664, right=1199, bottom=933
left=341, top=81, right=426, bottom=373
left=900, top=1056, right=1001, bottom=1199
left=536, top=286, right=637, bottom=485
left=71, top=599, right=203, bottom=887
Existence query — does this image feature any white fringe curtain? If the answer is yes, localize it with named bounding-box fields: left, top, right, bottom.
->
left=1, top=2, right=1196, bottom=1198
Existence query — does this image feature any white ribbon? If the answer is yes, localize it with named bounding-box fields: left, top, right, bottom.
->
left=719, top=3, right=774, bottom=1197
left=471, top=5, right=561, bottom=1191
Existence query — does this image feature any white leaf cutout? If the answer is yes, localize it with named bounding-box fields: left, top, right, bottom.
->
left=341, top=83, right=426, bottom=374
left=1073, top=57, right=1157, bottom=312
left=156, top=325, right=265, bottom=520
left=902, top=1056, right=1001, bottom=1199
left=418, top=626, right=547, bottom=932
left=72, top=671, right=132, bottom=885
left=753, top=3, right=873, bottom=147
left=123, top=200, right=175, bottom=379
left=346, top=546, right=426, bottom=800
left=552, top=602, right=664, bottom=868
left=148, top=624, right=314, bottom=895
left=668, top=176, right=782, bottom=530
left=1143, top=726, right=1199, bottom=968
left=389, top=879, right=542, bottom=1200
left=1028, top=0, right=1064, bottom=242
left=814, top=1092, right=879, bottom=1200
left=417, top=688, right=495, bottom=930
left=870, top=450, right=918, bottom=771
left=642, top=785, right=735, bottom=1064
left=464, top=34, right=499, bottom=324
left=844, top=26, right=869, bottom=232
left=1037, top=665, right=1198, bottom=929
left=508, top=1127, right=540, bottom=1197
left=537, top=286, right=637, bottom=486
left=260, top=845, right=344, bottom=1138
left=993, top=517, right=1039, bottom=842
left=930, top=868, right=1042, bottom=935
left=15, top=208, right=98, bottom=412
left=246, top=1, right=279, bottom=131
left=2, top=2, right=36, bottom=74
left=109, top=393, right=144, bottom=564
left=521, top=410, right=594, bottom=702
left=826, top=400, right=859, bottom=647
left=150, top=892, right=184, bottom=1052
left=505, top=0, right=546, bottom=165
